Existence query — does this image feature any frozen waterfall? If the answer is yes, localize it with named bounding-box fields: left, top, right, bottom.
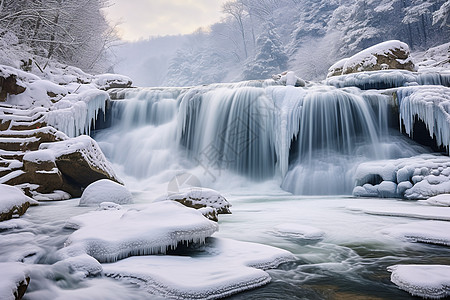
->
left=95, top=82, right=422, bottom=195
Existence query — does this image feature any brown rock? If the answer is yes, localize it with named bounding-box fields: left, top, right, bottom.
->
left=0, top=75, right=26, bottom=102
left=14, top=276, right=30, bottom=300
left=0, top=201, right=30, bottom=222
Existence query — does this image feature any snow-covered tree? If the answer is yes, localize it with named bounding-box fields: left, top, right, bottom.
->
left=0, top=0, right=117, bottom=72
left=242, top=22, right=288, bottom=80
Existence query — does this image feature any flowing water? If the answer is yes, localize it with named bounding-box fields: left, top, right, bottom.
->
left=2, top=82, right=448, bottom=299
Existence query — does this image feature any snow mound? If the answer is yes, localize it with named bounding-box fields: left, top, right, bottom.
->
left=0, top=262, right=30, bottom=300
left=414, top=42, right=450, bottom=73
left=398, top=85, right=450, bottom=150
left=63, top=201, right=219, bottom=262
left=0, top=184, right=37, bottom=220
left=79, top=179, right=132, bottom=207
left=382, top=220, right=450, bottom=246
left=272, top=223, right=325, bottom=241
left=388, top=265, right=450, bottom=299
left=159, top=187, right=231, bottom=214
left=423, top=194, right=450, bottom=207
left=104, top=237, right=295, bottom=299
left=353, top=154, right=450, bottom=199
left=53, top=254, right=102, bottom=277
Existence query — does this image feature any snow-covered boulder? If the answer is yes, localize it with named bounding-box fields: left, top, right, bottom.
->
left=62, top=201, right=219, bottom=263
left=159, top=187, right=231, bottom=216
left=79, top=179, right=132, bottom=207
left=93, top=74, right=132, bottom=90
left=272, top=71, right=306, bottom=87
left=53, top=254, right=102, bottom=277
left=388, top=265, right=450, bottom=299
left=0, top=262, right=30, bottom=300
left=103, top=237, right=295, bottom=299
left=353, top=154, right=450, bottom=199
left=328, top=40, right=416, bottom=77
left=0, top=184, right=37, bottom=222
left=38, top=135, right=122, bottom=197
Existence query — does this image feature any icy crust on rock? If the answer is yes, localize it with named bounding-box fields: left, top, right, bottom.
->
left=159, top=187, right=231, bottom=214
left=325, top=70, right=450, bottom=90
left=39, top=135, right=118, bottom=180
left=0, top=183, right=37, bottom=214
left=79, top=179, right=132, bottom=207
left=103, top=237, right=295, bottom=300
left=0, top=262, right=30, bottom=300
left=398, top=86, right=450, bottom=150
left=63, top=201, right=219, bottom=263
left=45, top=89, right=108, bottom=137
left=271, top=223, right=325, bottom=241
left=382, top=220, right=450, bottom=246
left=388, top=265, right=450, bottom=299
left=353, top=154, right=450, bottom=199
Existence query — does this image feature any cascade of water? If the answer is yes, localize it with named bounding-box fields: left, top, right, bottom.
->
left=95, top=82, right=416, bottom=195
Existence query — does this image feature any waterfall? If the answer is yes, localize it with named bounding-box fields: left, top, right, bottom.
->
left=95, top=82, right=420, bottom=195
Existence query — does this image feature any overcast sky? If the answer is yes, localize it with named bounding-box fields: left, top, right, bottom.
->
left=105, top=0, right=227, bottom=41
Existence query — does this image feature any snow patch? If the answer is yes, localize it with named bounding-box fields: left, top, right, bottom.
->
left=79, top=179, right=132, bottom=207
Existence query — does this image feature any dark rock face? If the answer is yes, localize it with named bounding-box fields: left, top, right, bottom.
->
left=0, top=75, right=26, bottom=102
left=14, top=276, right=30, bottom=300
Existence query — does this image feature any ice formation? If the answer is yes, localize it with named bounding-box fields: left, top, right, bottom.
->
left=103, top=237, right=295, bottom=299
left=353, top=154, right=450, bottom=199
left=398, top=85, right=450, bottom=150
left=79, top=179, right=132, bottom=207
left=63, top=201, right=219, bottom=263
left=382, top=220, right=450, bottom=246
left=388, top=265, right=450, bottom=299
left=45, top=89, right=108, bottom=137
left=52, top=254, right=102, bottom=277
left=325, top=70, right=450, bottom=90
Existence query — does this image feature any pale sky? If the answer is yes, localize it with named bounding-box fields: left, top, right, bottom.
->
left=105, top=0, right=227, bottom=41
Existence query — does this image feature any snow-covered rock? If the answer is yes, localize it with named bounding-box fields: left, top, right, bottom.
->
left=62, top=201, right=219, bottom=262
left=0, top=184, right=37, bottom=221
left=79, top=179, right=132, bottom=207
left=93, top=74, right=132, bottom=90
left=103, top=237, right=295, bottom=299
left=382, top=220, right=450, bottom=246
left=0, top=262, right=30, bottom=300
left=326, top=58, right=349, bottom=78
left=328, top=40, right=416, bottom=77
left=39, top=135, right=122, bottom=197
left=353, top=154, right=450, bottom=199
left=388, top=265, right=450, bottom=299
left=159, top=187, right=231, bottom=215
